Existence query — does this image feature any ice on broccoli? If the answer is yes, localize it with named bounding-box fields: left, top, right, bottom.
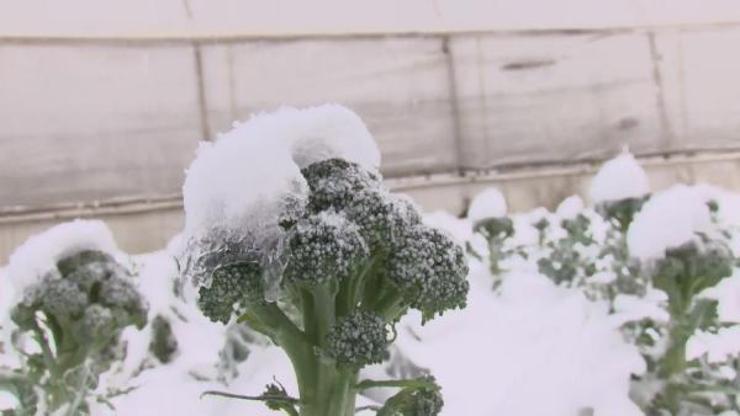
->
left=589, top=150, right=649, bottom=205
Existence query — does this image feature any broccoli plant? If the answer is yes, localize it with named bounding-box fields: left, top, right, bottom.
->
left=633, top=238, right=735, bottom=414
left=183, top=158, right=469, bottom=416
left=470, top=216, right=514, bottom=276
left=2, top=250, right=148, bottom=415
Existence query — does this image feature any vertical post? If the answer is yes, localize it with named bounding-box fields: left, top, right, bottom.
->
left=193, top=43, right=211, bottom=140
left=647, top=31, right=673, bottom=149
left=442, top=35, right=465, bottom=176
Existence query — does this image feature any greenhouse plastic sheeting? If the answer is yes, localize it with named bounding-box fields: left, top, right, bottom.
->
left=2, top=28, right=740, bottom=208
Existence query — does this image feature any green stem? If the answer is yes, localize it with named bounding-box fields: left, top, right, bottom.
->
left=30, top=323, right=57, bottom=378
left=298, top=362, right=358, bottom=416
left=240, top=302, right=315, bottom=399
left=64, top=361, right=92, bottom=416
left=201, top=390, right=300, bottom=416
left=337, top=258, right=377, bottom=318
left=356, top=377, right=438, bottom=391
left=369, top=289, right=405, bottom=322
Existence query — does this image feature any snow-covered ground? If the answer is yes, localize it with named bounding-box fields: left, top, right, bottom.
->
left=83, top=243, right=646, bottom=416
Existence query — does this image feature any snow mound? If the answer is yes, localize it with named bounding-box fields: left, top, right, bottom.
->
left=687, top=326, right=740, bottom=363
left=0, top=266, right=19, bottom=369
left=0, top=267, right=13, bottom=322
left=468, top=187, right=507, bottom=223
left=6, top=219, right=119, bottom=297
left=423, top=211, right=473, bottom=244
left=590, top=151, right=649, bottom=203
left=556, top=195, right=585, bottom=219
left=700, top=270, right=740, bottom=323
left=627, top=185, right=711, bottom=261
left=396, top=271, right=644, bottom=416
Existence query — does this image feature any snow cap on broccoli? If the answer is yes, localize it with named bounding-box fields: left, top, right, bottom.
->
left=590, top=150, right=650, bottom=204
left=467, top=187, right=507, bottom=224
left=179, top=105, right=380, bottom=289
left=627, top=185, right=712, bottom=261
left=6, top=220, right=119, bottom=299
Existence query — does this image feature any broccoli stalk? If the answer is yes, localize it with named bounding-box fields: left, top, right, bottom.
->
left=646, top=239, right=734, bottom=413
left=187, top=158, right=469, bottom=416
left=5, top=250, right=148, bottom=415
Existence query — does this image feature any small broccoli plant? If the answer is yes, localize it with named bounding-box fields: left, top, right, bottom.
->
left=183, top=157, right=468, bottom=416
left=466, top=188, right=513, bottom=276
left=471, top=216, right=514, bottom=276
left=633, top=238, right=735, bottom=414
left=3, top=250, right=148, bottom=415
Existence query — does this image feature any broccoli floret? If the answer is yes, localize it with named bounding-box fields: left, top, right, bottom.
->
left=387, top=226, right=469, bottom=321
left=373, top=377, right=444, bottom=416
left=595, top=195, right=648, bottom=232
left=18, top=276, right=88, bottom=322
left=149, top=314, right=179, bottom=364
left=80, top=304, right=116, bottom=340
left=302, top=158, right=381, bottom=212
left=381, top=388, right=444, bottom=416
left=325, top=311, right=390, bottom=367
left=184, top=157, right=468, bottom=416
left=345, top=189, right=422, bottom=250
left=473, top=217, right=514, bottom=240
left=98, top=277, right=148, bottom=327
left=198, top=261, right=265, bottom=324
left=283, top=212, right=369, bottom=286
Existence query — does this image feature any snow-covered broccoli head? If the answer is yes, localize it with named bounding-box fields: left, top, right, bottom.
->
left=186, top=155, right=469, bottom=325
left=653, top=239, right=734, bottom=305
left=178, top=105, right=466, bottom=416
left=6, top=246, right=148, bottom=415
left=11, top=250, right=148, bottom=352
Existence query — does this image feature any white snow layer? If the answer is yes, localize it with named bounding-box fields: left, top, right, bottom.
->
left=627, top=185, right=712, bottom=261
left=80, top=247, right=645, bottom=416
left=0, top=266, right=19, bottom=370
left=0, top=267, right=12, bottom=323
left=397, top=262, right=645, bottom=416
left=5, top=219, right=119, bottom=297
left=467, top=187, right=508, bottom=223
left=182, top=104, right=379, bottom=242
left=589, top=151, right=649, bottom=203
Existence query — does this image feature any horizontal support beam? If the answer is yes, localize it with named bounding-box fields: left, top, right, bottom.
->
left=2, top=149, right=739, bottom=224
left=1, top=21, right=740, bottom=45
